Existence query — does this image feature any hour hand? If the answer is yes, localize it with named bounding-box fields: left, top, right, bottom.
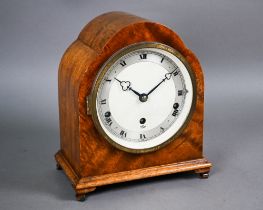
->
left=114, top=77, right=131, bottom=91
left=129, top=87, right=141, bottom=97
left=114, top=77, right=142, bottom=97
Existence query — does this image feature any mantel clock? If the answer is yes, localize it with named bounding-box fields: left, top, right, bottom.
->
left=55, top=11, right=212, bottom=201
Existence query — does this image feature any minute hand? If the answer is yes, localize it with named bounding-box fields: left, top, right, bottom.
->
left=147, top=69, right=177, bottom=96
left=146, top=78, right=166, bottom=96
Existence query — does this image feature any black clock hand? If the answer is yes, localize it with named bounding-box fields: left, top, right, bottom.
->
left=146, top=78, right=166, bottom=96
left=114, top=77, right=141, bottom=97
left=114, top=77, right=131, bottom=91
left=129, top=87, right=141, bottom=97
left=147, top=69, right=177, bottom=96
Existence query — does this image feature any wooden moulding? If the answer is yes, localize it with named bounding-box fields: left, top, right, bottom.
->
left=55, top=150, right=211, bottom=200
left=56, top=11, right=212, bottom=200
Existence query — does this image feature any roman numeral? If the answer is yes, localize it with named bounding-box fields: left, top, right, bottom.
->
left=160, top=57, right=164, bottom=63
left=105, top=78, right=111, bottom=82
left=120, top=60, right=126, bottom=66
left=100, top=99, right=106, bottom=104
left=160, top=127, right=165, bottom=132
left=172, top=110, right=178, bottom=116
left=105, top=117, right=112, bottom=126
left=120, top=130, right=127, bottom=137
left=178, top=90, right=183, bottom=96
left=139, top=54, right=147, bottom=59
left=172, top=102, right=179, bottom=116
left=140, top=134, right=146, bottom=139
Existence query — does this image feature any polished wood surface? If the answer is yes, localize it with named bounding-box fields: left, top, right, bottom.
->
left=55, top=150, right=211, bottom=201
left=55, top=11, right=212, bottom=200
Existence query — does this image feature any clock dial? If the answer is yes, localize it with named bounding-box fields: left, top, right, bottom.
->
left=92, top=43, right=195, bottom=152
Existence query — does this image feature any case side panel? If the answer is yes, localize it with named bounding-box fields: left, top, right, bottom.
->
left=58, top=40, right=97, bottom=174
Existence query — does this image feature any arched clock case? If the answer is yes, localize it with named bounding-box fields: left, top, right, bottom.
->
left=55, top=12, right=212, bottom=201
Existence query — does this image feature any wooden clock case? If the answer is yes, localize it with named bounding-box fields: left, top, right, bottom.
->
left=55, top=11, right=212, bottom=201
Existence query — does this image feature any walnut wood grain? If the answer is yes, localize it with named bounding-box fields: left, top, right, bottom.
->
left=56, top=11, right=212, bottom=200
left=55, top=150, right=211, bottom=191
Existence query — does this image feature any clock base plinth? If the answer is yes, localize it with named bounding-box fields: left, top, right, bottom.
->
left=55, top=150, right=212, bottom=201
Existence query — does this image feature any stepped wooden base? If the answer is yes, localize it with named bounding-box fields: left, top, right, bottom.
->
left=55, top=150, right=212, bottom=201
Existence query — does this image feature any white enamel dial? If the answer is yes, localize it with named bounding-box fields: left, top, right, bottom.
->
left=93, top=43, right=194, bottom=153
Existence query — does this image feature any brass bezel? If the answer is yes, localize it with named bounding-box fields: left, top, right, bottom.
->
left=89, top=42, right=197, bottom=154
